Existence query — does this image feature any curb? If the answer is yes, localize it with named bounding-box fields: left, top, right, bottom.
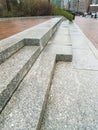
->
left=74, top=22, right=98, bottom=60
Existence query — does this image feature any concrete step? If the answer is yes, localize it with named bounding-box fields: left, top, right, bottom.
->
left=0, top=46, right=40, bottom=113
left=48, top=21, right=72, bottom=46
left=0, top=20, right=73, bottom=130
left=40, top=21, right=98, bottom=130
left=41, top=62, right=98, bottom=130
left=45, top=20, right=73, bottom=62
left=0, top=53, right=56, bottom=130
left=0, top=17, right=63, bottom=64
left=0, top=39, right=24, bottom=64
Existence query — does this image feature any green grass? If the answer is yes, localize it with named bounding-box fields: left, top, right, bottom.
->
left=53, top=8, right=75, bottom=21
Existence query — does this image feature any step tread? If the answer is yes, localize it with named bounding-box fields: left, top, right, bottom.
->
left=48, top=21, right=72, bottom=46
left=0, top=52, right=56, bottom=130
left=0, top=17, right=62, bottom=53
left=0, top=46, right=40, bottom=112
left=0, top=19, right=73, bottom=130
left=0, top=46, right=39, bottom=93
left=0, top=17, right=62, bottom=63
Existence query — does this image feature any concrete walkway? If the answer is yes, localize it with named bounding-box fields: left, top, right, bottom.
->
left=75, top=16, right=98, bottom=50
left=41, top=20, right=98, bottom=130
left=0, top=17, right=49, bottom=40
left=0, top=17, right=98, bottom=130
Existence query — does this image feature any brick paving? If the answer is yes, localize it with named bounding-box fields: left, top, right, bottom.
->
left=0, top=18, right=49, bottom=40
left=75, top=16, right=98, bottom=49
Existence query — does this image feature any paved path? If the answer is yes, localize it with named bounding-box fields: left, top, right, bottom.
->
left=75, top=16, right=98, bottom=50
left=0, top=18, right=49, bottom=40
left=41, top=20, right=98, bottom=130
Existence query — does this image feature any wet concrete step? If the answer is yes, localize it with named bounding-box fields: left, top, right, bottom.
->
left=0, top=46, right=40, bottom=113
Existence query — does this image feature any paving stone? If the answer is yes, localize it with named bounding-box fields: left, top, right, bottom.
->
left=68, top=22, right=98, bottom=70
left=75, top=17, right=98, bottom=50
left=70, top=36, right=90, bottom=50
left=0, top=17, right=49, bottom=40
left=0, top=46, right=40, bottom=113
left=72, top=48, right=98, bottom=70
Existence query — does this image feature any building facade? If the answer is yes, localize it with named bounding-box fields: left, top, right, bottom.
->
left=70, top=0, right=86, bottom=12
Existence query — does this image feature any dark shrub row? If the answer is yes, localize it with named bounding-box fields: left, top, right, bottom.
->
left=0, top=0, right=75, bottom=21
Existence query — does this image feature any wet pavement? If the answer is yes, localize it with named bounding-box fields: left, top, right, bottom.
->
left=0, top=18, right=49, bottom=40
left=75, top=16, right=98, bottom=50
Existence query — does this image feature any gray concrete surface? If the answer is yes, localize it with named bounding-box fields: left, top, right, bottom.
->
left=0, top=46, right=40, bottom=113
left=41, top=21, right=98, bottom=130
left=0, top=52, right=56, bottom=130
left=41, top=62, right=98, bottom=130
left=1, top=18, right=98, bottom=130
left=0, top=20, right=72, bottom=130
left=0, top=17, right=62, bottom=63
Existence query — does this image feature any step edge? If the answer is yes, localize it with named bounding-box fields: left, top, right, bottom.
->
left=0, top=47, right=40, bottom=113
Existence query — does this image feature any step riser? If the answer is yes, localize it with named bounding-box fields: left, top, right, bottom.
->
left=24, top=39, right=40, bottom=46
left=24, top=21, right=62, bottom=49
left=36, top=53, right=72, bottom=129
left=0, top=47, right=40, bottom=113
left=0, top=19, right=73, bottom=130
left=0, top=17, right=63, bottom=64
left=0, top=40, right=24, bottom=64
left=56, top=54, right=72, bottom=62
left=36, top=58, right=56, bottom=130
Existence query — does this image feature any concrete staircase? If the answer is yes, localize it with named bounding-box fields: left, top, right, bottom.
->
left=0, top=16, right=98, bottom=130
left=0, top=17, right=72, bottom=130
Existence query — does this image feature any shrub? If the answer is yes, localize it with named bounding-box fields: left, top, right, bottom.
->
left=53, top=8, right=75, bottom=21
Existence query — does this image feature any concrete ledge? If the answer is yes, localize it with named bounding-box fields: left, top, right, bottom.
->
left=0, top=16, right=55, bottom=21
left=0, top=53, right=56, bottom=130
left=0, top=46, right=40, bottom=113
left=0, top=52, right=72, bottom=130
left=74, top=22, right=98, bottom=60
left=0, top=20, right=73, bottom=130
left=0, top=40, right=24, bottom=64
left=0, top=17, right=63, bottom=64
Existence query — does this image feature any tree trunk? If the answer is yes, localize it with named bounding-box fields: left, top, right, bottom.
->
left=6, top=0, right=11, bottom=11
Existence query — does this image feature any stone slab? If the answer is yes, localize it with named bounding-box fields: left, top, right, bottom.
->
left=0, top=53, right=56, bottom=130
left=0, top=46, right=40, bottom=113
left=48, top=21, right=72, bottom=46
left=43, top=21, right=73, bottom=62
left=0, top=40, right=24, bottom=64
left=0, top=19, right=73, bottom=129
left=0, top=20, right=73, bottom=129
left=73, top=48, right=98, bottom=70
left=68, top=22, right=98, bottom=70
left=0, top=17, right=62, bottom=63
left=44, top=45, right=72, bottom=62
left=41, top=62, right=98, bottom=130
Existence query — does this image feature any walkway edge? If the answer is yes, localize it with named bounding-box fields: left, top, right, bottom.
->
left=74, top=22, right=98, bottom=60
